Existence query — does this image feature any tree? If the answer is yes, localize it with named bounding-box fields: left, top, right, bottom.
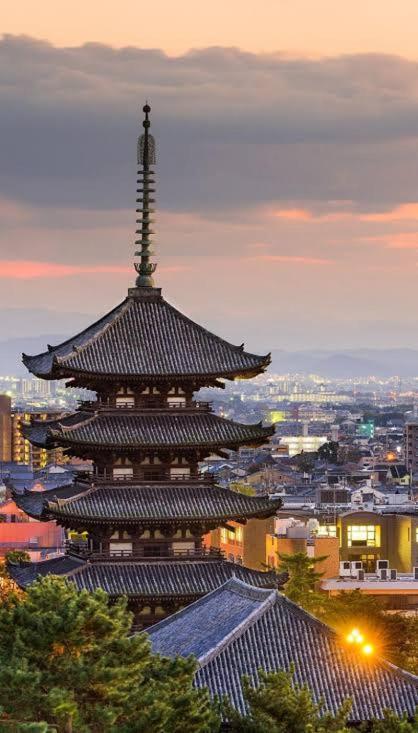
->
left=368, top=709, right=418, bottom=732
left=224, top=665, right=352, bottom=732
left=322, top=591, right=418, bottom=675
left=317, top=441, right=339, bottom=464
left=293, top=452, right=316, bottom=474
left=5, top=550, right=31, bottom=565
left=0, top=576, right=220, bottom=733
left=277, top=552, right=328, bottom=616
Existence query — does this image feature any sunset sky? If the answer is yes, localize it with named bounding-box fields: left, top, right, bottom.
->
left=1, top=2, right=418, bottom=351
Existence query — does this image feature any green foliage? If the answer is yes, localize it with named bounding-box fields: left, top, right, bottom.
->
left=0, top=576, right=220, bottom=733
left=322, top=591, right=418, bottom=674
left=224, top=665, right=352, bottom=732
left=277, top=552, right=328, bottom=616
left=317, top=441, right=339, bottom=464
left=293, top=452, right=316, bottom=474
left=367, top=709, right=418, bottom=732
left=5, top=551, right=31, bottom=565
left=276, top=553, right=418, bottom=675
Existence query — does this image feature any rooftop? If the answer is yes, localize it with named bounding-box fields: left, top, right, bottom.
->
left=23, top=291, right=270, bottom=382
left=148, top=578, right=418, bottom=721
left=23, top=411, right=273, bottom=451
left=8, top=557, right=279, bottom=599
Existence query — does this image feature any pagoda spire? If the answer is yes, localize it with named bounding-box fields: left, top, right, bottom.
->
left=134, top=103, right=157, bottom=288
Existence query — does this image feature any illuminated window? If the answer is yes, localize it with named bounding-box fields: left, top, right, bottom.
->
left=235, top=526, right=243, bottom=543
left=317, top=525, right=337, bottom=538
left=220, top=528, right=227, bottom=544
left=415, top=528, right=418, bottom=543
left=347, top=525, right=380, bottom=548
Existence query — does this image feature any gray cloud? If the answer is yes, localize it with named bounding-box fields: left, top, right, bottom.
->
left=2, top=36, right=418, bottom=213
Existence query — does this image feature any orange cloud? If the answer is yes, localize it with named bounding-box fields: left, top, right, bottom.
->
left=363, top=232, right=418, bottom=249
left=247, top=254, right=333, bottom=265
left=271, top=202, right=418, bottom=224
left=273, top=208, right=314, bottom=221
left=361, top=203, right=418, bottom=222
left=0, top=261, right=190, bottom=279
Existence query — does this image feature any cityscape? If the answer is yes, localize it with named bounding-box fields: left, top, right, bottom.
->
left=1, top=2, right=418, bottom=731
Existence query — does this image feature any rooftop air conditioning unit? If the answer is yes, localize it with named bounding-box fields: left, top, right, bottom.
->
left=377, top=560, right=389, bottom=570
left=339, top=561, right=351, bottom=578
left=350, top=561, right=363, bottom=571
left=378, top=568, right=388, bottom=581
left=356, top=569, right=365, bottom=581
left=389, top=569, right=397, bottom=581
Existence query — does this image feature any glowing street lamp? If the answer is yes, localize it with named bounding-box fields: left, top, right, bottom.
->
left=345, top=628, right=374, bottom=657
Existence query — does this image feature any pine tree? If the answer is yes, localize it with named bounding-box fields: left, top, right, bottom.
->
left=224, top=665, right=352, bottom=732
left=0, top=576, right=220, bottom=733
left=277, top=552, right=328, bottom=616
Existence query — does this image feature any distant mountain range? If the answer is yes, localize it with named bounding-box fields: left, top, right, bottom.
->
left=0, top=337, right=416, bottom=378
left=269, top=348, right=418, bottom=378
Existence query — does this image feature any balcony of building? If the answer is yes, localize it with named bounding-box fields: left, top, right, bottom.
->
left=66, top=541, right=224, bottom=563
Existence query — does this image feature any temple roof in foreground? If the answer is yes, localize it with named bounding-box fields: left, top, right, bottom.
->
left=22, top=289, right=270, bottom=381
left=23, top=411, right=273, bottom=451
left=8, top=557, right=279, bottom=599
left=149, top=578, right=418, bottom=722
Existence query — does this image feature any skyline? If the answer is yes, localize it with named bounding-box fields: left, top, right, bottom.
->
left=1, top=7, right=418, bottom=353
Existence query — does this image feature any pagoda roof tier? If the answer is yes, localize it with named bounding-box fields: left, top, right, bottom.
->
left=149, top=578, right=418, bottom=722
left=8, top=556, right=279, bottom=599
left=12, top=483, right=85, bottom=520
left=39, top=483, right=281, bottom=525
left=22, top=290, right=270, bottom=381
left=23, top=411, right=274, bottom=452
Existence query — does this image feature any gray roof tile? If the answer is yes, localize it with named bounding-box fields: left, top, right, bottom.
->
left=25, top=411, right=273, bottom=450
left=23, top=292, right=269, bottom=380
left=45, top=483, right=281, bottom=523
left=148, top=578, right=418, bottom=722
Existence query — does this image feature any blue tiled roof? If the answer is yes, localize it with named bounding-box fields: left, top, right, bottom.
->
left=149, top=578, right=275, bottom=661
left=148, top=578, right=418, bottom=722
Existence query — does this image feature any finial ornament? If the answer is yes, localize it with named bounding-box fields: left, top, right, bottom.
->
left=134, top=103, right=157, bottom=287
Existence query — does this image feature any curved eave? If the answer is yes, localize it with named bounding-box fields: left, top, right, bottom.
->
left=49, top=429, right=274, bottom=452
left=39, top=357, right=271, bottom=383
left=9, top=557, right=283, bottom=597
left=45, top=497, right=282, bottom=526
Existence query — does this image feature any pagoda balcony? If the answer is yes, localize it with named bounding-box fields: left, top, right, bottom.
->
left=78, top=400, right=213, bottom=413
left=66, top=542, right=224, bottom=562
left=78, top=472, right=215, bottom=486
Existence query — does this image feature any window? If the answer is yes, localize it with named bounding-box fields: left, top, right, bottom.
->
left=415, top=528, right=418, bottom=543
left=167, top=397, right=186, bottom=408
left=109, top=542, right=132, bottom=556
left=113, top=467, right=133, bottom=480
left=317, top=525, right=337, bottom=538
left=235, top=526, right=243, bottom=543
left=220, top=528, right=227, bottom=543
left=170, top=467, right=191, bottom=479
left=116, top=396, right=135, bottom=407
left=347, top=525, right=380, bottom=548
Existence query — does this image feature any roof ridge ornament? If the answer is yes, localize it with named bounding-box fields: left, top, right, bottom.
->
left=134, top=103, right=158, bottom=288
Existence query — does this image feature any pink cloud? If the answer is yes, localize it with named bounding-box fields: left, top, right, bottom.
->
left=247, top=254, right=334, bottom=265
left=271, top=202, right=418, bottom=224
left=361, top=203, right=418, bottom=222
left=363, top=232, right=418, bottom=249
left=0, top=261, right=190, bottom=280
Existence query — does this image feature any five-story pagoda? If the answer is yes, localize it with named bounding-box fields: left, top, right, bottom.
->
left=11, top=105, right=281, bottom=627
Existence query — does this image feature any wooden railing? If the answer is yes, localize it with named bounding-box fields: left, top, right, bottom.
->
left=66, top=543, right=224, bottom=562
left=78, top=472, right=214, bottom=486
left=78, top=400, right=212, bottom=412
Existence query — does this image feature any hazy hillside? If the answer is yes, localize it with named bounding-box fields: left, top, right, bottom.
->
left=269, top=348, right=418, bottom=377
